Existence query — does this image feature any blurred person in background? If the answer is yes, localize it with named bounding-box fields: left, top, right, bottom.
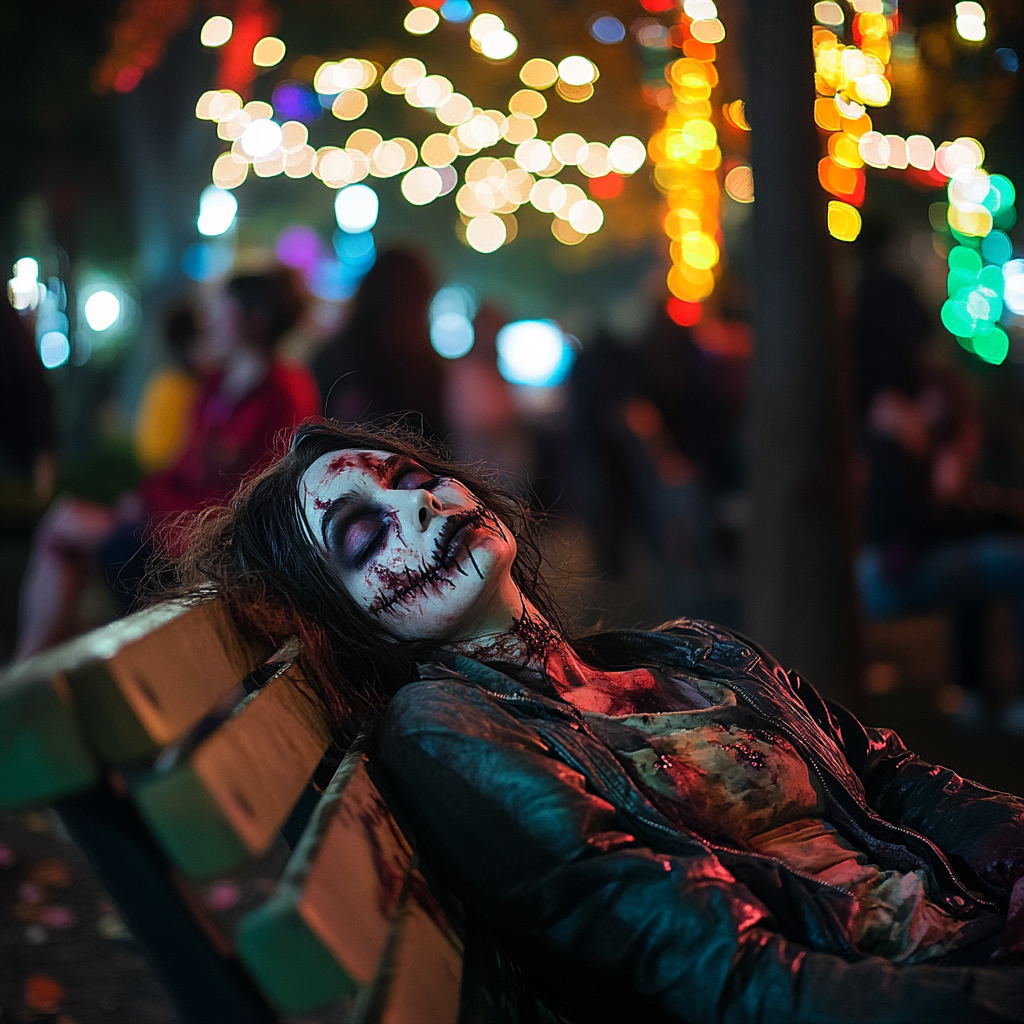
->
left=443, top=301, right=528, bottom=490
left=15, top=267, right=319, bottom=658
left=132, top=300, right=202, bottom=472
left=0, top=296, right=55, bottom=513
left=313, top=247, right=446, bottom=438
left=854, top=220, right=1024, bottom=735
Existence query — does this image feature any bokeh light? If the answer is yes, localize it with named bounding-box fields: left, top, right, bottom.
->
left=200, top=16, right=233, bottom=47
left=954, top=1, right=986, bottom=41
left=39, top=331, right=70, bottom=369
left=519, top=58, right=559, bottom=90
left=496, top=320, right=574, bottom=387
left=197, top=186, right=238, bottom=235
left=405, top=7, right=440, bottom=35
left=589, top=15, right=625, bottom=44
left=401, top=166, right=444, bottom=205
left=240, top=118, right=283, bottom=158
left=465, top=213, right=506, bottom=252
left=83, top=291, right=121, bottom=332
left=557, top=55, right=598, bottom=87
left=827, top=200, right=862, bottom=241
left=724, top=164, right=754, bottom=203
left=440, top=0, right=473, bottom=24
left=430, top=312, right=475, bottom=358
left=275, top=225, right=321, bottom=271
left=481, top=30, right=518, bottom=60
left=334, top=183, right=378, bottom=232
left=253, top=37, right=286, bottom=67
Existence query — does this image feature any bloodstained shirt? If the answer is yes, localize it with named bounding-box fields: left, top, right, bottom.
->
left=588, top=673, right=966, bottom=964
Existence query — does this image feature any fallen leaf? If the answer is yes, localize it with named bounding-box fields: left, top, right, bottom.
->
left=25, top=974, right=64, bottom=1013
left=40, top=905, right=76, bottom=929
left=205, top=880, right=240, bottom=911
left=29, top=858, right=71, bottom=888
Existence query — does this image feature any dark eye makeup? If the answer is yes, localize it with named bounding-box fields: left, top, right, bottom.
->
left=325, top=465, right=442, bottom=569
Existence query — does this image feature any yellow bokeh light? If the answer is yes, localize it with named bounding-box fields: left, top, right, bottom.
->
left=212, top=152, right=248, bottom=188
left=502, top=114, right=537, bottom=144
left=404, top=7, right=440, bottom=35
left=690, top=18, right=725, bottom=44
left=608, top=136, right=646, bottom=175
left=814, top=2, right=844, bottom=26
left=469, top=13, right=504, bottom=42
left=906, top=135, right=935, bottom=170
left=284, top=145, right=316, bottom=179
left=555, top=81, right=594, bottom=104
left=509, top=89, right=547, bottom=118
left=519, top=58, right=559, bottom=90
left=552, top=133, right=588, bottom=165
left=347, top=128, right=383, bottom=155
left=253, top=37, right=286, bottom=68
left=578, top=142, right=610, bottom=178
left=680, top=231, right=719, bottom=270
left=552, top=219, right=586, bottom=246
left=436, top=93, right=474, bottom=126
left=369, top=140, right=406, bottom=178
left=724, top=165, right=754, bottom=203
left=515, top=139, right=552, bottom=172
left=568, top=199, right=604, bottom=234
left=466, top=214, right=506, bottom=253
left=200, top=16, right=233, bottom=47
left=947, top=203, right=992, bottom=236
left=402, top=166, right=444, bottom=205
left=668, top=265, right=714, bottom=301
left=828, top=132, right=863, bottom=168
left=383, top=57, right=427, bottom=94
left=332, top=90, right=368, bottom=121
left=280, top=121, right=308, bottom=153
left=530, top=178, right=562, bottom=213
left=421, top=133, right=460, bottom=167
left=551, top=183, right=587, bottom=217
left=827, top=200, right=862, bottom=241
left=243, top=100, right=273, bottom=120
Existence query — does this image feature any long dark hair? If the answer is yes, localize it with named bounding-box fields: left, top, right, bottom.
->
left=163, top=418, right=564, bottom=740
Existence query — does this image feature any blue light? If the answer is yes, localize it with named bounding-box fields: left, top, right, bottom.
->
left=431, top=313, right=475, bottom=359
left=272, top=82, right=322, bottom=123
left=333, top=230, right=376, bottom=269
left=440, top=0, right=473, bottom=23
left=995, top=48, right=1019, bottom=73
left=181, top=242, right=234, bottom=282
left=589, top=14, right=625, bottom=44
left=496, top=320, right=574, bottom=387
left=39, top=331, right=70, bottom=368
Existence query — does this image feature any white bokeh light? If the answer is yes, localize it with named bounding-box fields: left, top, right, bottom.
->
left=496, top=320, right=574, bottom=387
left=197, top=186, right=238, bottom=236
left=240, top=118, right=283, bottom=158
left=1004, top=260, right=1024, bottom=315
left=334, top=184, right=379, bottom=233
left=83, top=290, right=121, bottom=331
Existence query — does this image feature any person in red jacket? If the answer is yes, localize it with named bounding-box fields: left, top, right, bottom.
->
left=15, top=267, right=319, bottom=659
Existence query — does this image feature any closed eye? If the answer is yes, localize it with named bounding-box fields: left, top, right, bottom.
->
left=331, top=511, right=388, bottom=568
left=395, top=467, right=440, bottom=491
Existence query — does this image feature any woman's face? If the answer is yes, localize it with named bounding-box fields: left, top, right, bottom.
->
left=299, top=449, right=518, bottom=641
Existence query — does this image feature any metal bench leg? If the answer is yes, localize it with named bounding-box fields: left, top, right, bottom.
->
left=56, top=779, right=279, bottom=1024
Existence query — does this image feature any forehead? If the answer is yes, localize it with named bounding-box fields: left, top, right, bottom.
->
left=302, top=449, right=401, bottom=495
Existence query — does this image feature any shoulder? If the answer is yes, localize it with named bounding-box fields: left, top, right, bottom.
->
left=268, top=360, right=322, bottom=417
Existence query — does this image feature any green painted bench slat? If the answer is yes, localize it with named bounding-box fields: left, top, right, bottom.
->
left=133, top=665, right=331, bottom=879
left=239, top=748, right=431, bottom=1015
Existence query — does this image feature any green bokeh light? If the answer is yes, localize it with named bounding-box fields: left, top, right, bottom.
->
left=972, top=325, right=1009, bottom=365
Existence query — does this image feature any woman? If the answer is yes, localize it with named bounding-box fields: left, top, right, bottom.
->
left=16, top=268, right=319, bottom=659
left=174, top=420, right=1024, bottom=1023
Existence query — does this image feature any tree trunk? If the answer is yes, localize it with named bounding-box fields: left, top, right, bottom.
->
left=743, top=1, right=860, bottom=699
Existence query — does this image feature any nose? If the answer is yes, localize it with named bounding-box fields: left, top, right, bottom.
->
left=414, top=490, right=443, bottom=532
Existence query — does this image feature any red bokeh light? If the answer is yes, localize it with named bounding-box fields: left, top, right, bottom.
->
left=667, top=298, right=703, bottom=327
left=640, top=0, right=675, bottom=12
left=589, top=172, right=624, bottom=199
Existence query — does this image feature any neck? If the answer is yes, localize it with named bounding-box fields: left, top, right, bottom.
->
left=221, top=348, right=269, bottom=399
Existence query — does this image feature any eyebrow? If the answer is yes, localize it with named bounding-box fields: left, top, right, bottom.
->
left=315, top=455, right=417, bottom=546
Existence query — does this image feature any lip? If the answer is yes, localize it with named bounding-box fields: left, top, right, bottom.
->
left=368, top=508, right=488, bottom=616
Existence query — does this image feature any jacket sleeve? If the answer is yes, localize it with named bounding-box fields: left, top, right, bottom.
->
left=377, top=679, right=1024, bottom=1024
left=789, top=670, right=1024, bottom=897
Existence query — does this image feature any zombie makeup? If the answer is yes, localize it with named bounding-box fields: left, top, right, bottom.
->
left=299, top=449, right=520, bottom=642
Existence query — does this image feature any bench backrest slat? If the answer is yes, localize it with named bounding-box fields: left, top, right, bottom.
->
left=133, top=664, right=331, bottom=879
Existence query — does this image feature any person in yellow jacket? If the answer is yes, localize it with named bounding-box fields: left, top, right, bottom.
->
left=133, top=303, right=201, bottom=471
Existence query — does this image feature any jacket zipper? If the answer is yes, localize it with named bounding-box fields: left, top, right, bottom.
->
left=729, top=683, right=996, bottom=910
left=479, top=688, right=860, bottom=905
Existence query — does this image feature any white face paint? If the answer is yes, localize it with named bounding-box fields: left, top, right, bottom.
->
left=299, top=449, right=519, bottom=641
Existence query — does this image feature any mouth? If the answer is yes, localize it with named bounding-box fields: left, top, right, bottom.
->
left=369, top=508, right=492, bottom=616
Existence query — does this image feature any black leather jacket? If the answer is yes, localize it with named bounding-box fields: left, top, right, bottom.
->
left=375, top=619, right=1024, bottom=1023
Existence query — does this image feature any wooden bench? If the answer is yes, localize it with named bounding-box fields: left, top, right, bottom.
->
left=0, top=600, right=464, bottom=1023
